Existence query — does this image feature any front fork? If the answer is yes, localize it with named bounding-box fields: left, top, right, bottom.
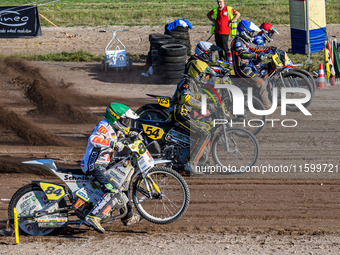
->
left=138, top=174, right=162, bottom=199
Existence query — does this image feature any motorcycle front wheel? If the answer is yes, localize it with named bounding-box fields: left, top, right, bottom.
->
left=212, top=127, right=259, bottom=173
left=8, top=184, right=67, bottom=236
left=132, top=166, right=190, bottom=224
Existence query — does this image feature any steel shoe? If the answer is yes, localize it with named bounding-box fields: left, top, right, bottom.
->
left=84, top=215, right=105, bottom=233
left=122, top=213, right=142, bottom=226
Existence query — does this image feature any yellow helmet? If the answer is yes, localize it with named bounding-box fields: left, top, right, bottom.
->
left=188, top=60, right=215, bottom=82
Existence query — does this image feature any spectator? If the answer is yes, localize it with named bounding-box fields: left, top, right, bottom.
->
left=207, top=0, right=240, bottom=60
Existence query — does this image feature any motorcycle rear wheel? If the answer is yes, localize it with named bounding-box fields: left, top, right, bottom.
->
left=8, top=184, right=67, bottom=236
left=133, top=104, right=169, bottom=129
left=132, top=166, right=190, bottom=224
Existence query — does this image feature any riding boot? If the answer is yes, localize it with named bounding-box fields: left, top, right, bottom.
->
left=84, top=192, right=122, bottom=233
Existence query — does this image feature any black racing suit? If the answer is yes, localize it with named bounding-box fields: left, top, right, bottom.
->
left=170, top=76, right=211, bottom=164
left=230, top=36, right=274, bottom=109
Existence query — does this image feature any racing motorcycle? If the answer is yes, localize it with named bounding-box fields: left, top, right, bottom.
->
left=8, top=139, right=190, bottom=236
left=135, top=88, right=266, bottom=137
left=132, top=88, right=259, bottom=173
left=189, top=42, right=314, bottom=114
left=225, top=49, right=314, bottom=112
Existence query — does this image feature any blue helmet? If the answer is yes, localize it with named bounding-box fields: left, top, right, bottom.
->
left=237, top=20, right=261, bottom=42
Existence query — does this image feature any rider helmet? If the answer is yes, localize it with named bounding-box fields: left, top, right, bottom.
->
left=105, top=103, right=139, bottom=125
left=259, top=22, right=279, bottom=43
left=188, top=60, right=216, bottom=83
left=237, top=20, right=261, bottom=42
left=194, top=41, right=221, bottom=64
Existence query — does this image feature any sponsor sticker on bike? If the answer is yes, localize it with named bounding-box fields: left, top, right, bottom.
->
left=137, top=153, right=154, bottom=173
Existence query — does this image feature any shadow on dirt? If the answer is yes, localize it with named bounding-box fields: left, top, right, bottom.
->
left=79, top=62, right=181, bottom=86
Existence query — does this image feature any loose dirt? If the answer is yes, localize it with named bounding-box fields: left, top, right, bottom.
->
left=0, top=25, right=340, bottom=254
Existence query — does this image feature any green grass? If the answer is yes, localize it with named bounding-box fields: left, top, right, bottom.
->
left=2, top=50, right=102, bottom=62
left=288, top=51, right=325, bottom=73
left=1, top=0, right=339, bottom=26
left=1, top=0, right=338, bottom=73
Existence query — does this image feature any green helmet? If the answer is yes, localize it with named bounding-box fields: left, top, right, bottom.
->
left=104, top=103, right=139, bottom=125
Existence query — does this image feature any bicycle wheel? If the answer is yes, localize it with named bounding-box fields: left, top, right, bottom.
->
left=212, top=127, right=259, bottom=172
left=132, top=166, right=190, bottom=224
left=281, top=71, right=314, bottom=112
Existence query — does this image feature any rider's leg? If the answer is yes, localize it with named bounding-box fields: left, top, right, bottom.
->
left=254, top=77, right=271, bottom=109
left=120, top=190, right=141, bottom=226
left=173, top=105, right=211, bottom=174
left=84, top=164, right=123, bottom=233
left=243, top=67, right=271, bottom=109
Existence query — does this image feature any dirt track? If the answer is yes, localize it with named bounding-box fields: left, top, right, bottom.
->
left=0, top=25, right=340, bottom=254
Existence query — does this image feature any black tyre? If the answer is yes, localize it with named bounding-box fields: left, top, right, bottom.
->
left=159, top=54, right=187, bottom=63
left=132, top=166, right=190, bottom=224
left=161, top=70, right=183, bottom=79
left=281, top=70, right=314, bottom=112
left=133, top=105, right=169, bottom=129
left=8, top=184, right=67, bottom=236
left=159, top=62, right=185, bottom=71
left=151, top=38, right=176, bottom=50
left=159, top=44, right=187, bottom=57
left=149, top=33, right=173, bottom=42
left=165, top=31, right=190, bottom=40
left=212, top=127, right=259, bottom=172
left=290, top=68, right=316, bottom=95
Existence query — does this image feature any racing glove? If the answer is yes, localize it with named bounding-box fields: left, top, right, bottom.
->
left=110, top=141, right=124, bottom=152
left=256, top=52, right=266, bottom=62
left=129, top=131, right=143, bottom=141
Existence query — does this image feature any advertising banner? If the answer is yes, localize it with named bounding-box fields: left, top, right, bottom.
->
left=0, top=6, right=41, bottom=38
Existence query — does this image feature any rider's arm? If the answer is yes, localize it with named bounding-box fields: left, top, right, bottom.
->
left=180, top=83, right=202, bottom=110
left=248, top=42, right=273, bottom=53
left=89, top=124, right=117, bottom=149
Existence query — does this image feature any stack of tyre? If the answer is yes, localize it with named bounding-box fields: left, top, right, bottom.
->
left=158, top=44, right=187, bottom=84
left=164, top=24, right=191, bottom=55
left=148, top=34, right=176, bottom=75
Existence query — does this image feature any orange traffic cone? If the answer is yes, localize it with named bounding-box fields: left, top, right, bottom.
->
left=317, top=63, right=329, bottom=89
left=227, top=51, right=232, bottom=63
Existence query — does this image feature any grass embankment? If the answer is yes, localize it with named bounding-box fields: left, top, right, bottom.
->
left=2, top=0, right=339, bottom=26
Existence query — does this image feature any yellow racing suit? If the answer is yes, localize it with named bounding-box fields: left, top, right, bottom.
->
left=170, top=76, right=211, bottom=164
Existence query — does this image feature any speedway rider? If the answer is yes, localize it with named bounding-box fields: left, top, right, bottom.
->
left=81, top=103, right=141, bottom=233
left=184, top=41, right=222, bottom=74
left=253, top=22, right=279, bottom=46
left=250, top=22, right=280, bottom=70
left=170, top=60, right=217, bottom=174
left=230, top=20, right=277, bottom=109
